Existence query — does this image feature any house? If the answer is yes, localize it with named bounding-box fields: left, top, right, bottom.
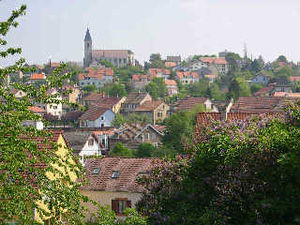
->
left=82, top=93, right=126, bottom=113
left=61, top=84, right=81, bottom=104
left=204, top=74, right=218, bottom=83
left=131, top=74, right=152, bottom=90
left=175, top=97, right=213, bottom=112
left=165, top=79, right=178, bottom=96
left=176, top=71, right=200, bottom=84
left=251, top=74, right=269, bottom=86
left=92, top=128, right=116, bottom=154
left=46, top=89, right=63, bottom=119
left=83, top=28, right=135, bottom=68
left=121, top=92, right=152, bottom=114
left=254, top=86, right=274, bottom=96
left=273, top=80, right=292, bottom=93
left=78, top=67, right=114, bottom=88
left=11, top=88, right=26, bottom=99
left=148, top=68, right=171, bottom=80
left=29, top=73, right=46, bottom=84
left=79, top=105, right=115, bottom=128
left=134, top=101, right=170, bottom=125
left=110, top=123, right=164, bottom=150
left=230, top=96, right=295, bottom=113
left=273, top=92, right=300, bottom=98
left=81, top=157, right=157, bottom=220
left=22, top=106, right=46, bottom=130
left=290, top=76, right=300, bottom=82
left=166, top=56, right=181, bottom=64
left=64, top=131, right=101, bottom=164
left=6, top=130, right=78, bottom=224
left=199, top=57, right=228, bottom=74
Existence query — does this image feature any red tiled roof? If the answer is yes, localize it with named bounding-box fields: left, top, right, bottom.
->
left=165, top=79, right=177, bottom=86
left=205, top=74, right=218, bottom=79
left=254, top=86, right=273, bottom=96
left=148, top=68, right=171, bottom=76
left=176, top=71, right=199, bottom=79
left=176, top=97, right=208, bottom=111
left=79, top=106, right=110, bottom=121
left=28, top=106, right=45, bottom=113
left=200, top=57, right=227, bottom=65
left=78, top=68, right=114, bottom=80
left=230, top=97, right=287, bottom=113
left=153, top=125, right=166, bottom=133
left=273, top=92, right=300, bottom=98
left=81, top=157, right=158, bottom=192
left=135, top=101, right=164, bottom=112
left=165, top=62, right=177, bottom=68
left=290, top=76, right=300, bottom=82
left=132, top=74, right=151, bottom=81
left=30, top=73, right=45, bottom=80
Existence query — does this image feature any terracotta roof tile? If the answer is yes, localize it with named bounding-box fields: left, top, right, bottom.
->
left=176, top=97, right=208, bottom=111
left=28, top=106, right=45, bottom=113
left=200, top=57, right=227, bottom=65
left=81, top=157, right=158, bottom=192
left=165, top=79, right=177, bottom=86
left=135, top=101, right=164, bottom=112
left=78, top=68, right=113, bottom=80
left=30, top=73, right=45, bottom=80
left=290, top=76, right=300, bottom=82
left=79, top=106, right=111, bottom=121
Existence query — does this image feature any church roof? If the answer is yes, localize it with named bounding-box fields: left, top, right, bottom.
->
left=84, top=28, right=92, bottom=41
left=92, top=50, right=133, bottom=59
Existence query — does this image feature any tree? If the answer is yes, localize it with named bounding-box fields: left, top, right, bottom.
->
left=138, top=102, right=300, bottom=225
left=228, top=77, right=251, bottom=99
left=187, top=79, right=209, bottom=97
left=134, top=143, right=156, bottom=158
left=250, top=59, right=263, bottom=73
left=101, top=82, right=127, bottom=97
left=82, top=84, right=97, bottom=93
left=147, top=53, right=165, bottom=68
left=162, top=104, right=205, bottom=153
left=110, top=142, right=133, bottom=157
left=111, top=113, right=126, bottom=128
left=145, top=77, right=167, bottom=100
left=206, top=83, right=224, bottom=100
left=225, top=52, right=241, bottom=72
left=0, top=5, right=87, bottom=224
left=276, top=55, right=288, bottom=63
left=127, top=113, right=151, bottom=125
left=251, top=83, right=263, bottom=94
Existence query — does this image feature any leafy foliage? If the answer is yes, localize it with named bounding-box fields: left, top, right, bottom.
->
left=110, top=142, right=133, bottom=157
left=145, top=77, right=167, bottom=100
left=0, top=5, right=88, bottom=224
left=138, top=102, right=300, bottom=225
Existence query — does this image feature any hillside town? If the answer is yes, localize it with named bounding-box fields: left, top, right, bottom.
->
left=2, top=3, right=300, bottom=224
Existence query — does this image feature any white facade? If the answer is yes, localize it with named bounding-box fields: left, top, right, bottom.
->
left=79, top=136, right=101, bottom=165
left=46, top=90, right=63, bottom=119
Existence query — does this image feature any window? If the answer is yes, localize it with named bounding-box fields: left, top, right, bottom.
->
left=100, top=116, right=105, bottom=121
left=92, top=168, right=100, bottom=174
left=112, top=199, right=131, bottom=215
left=146, top=132, right=150, bottom=140
left=53, top=105, right=57, bottom=109
left=112, top=171, right=120, bottom=179
left=88, top=138, right=94, bottom=146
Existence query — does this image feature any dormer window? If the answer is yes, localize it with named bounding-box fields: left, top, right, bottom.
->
left=92, top=168, right=100, bottom=174
left=88, top=138, right=94, bottom=146
left=112, top=171, right=120, bottom=179
left=100, top=116, right=105, bottom=121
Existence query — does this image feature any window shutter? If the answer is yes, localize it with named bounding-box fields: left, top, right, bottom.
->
left=111, top=200, right=118, bottom=213
left=126, top=200, right=132, bottom=208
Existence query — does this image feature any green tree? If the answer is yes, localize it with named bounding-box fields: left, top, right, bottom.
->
left=138, top=102, right=300, bottom=225
left=187, top=79, right=209, bottom=97
left=110, top=142, right=133, bottom=157
left=101, top=82, right=127, bottom=97
left=276, top=55, right=288, bottom=63
left=127, top=113, right=151, bottom=125
left=0, top=5, right=87, bottom=224
left=134, top=143, right=156, bottom=158
left=82, top=84, right=97, bottom=93
left=251, top=83, right=263, bottom=94
left=147, top=53, right=165, bottom=68
left=111, top=113, right=126, bottom=128
left=228, top=77, right=251, bottom=99
left=206, top=83, right=224, bottom=100
left=145, top=77, right=167, bottom=100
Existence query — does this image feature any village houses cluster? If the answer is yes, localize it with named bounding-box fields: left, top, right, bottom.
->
left=7, top=28, right=300, bottom=222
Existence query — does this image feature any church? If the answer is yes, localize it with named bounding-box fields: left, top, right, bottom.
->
left=83, top=28, right=135, bottom=68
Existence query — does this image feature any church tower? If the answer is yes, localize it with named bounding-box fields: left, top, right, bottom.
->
left=83, top=28, right=92, bottom=68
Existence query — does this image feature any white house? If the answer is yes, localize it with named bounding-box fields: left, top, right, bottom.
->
left=79, top=106, right=115, bottom=128
left=64, top=131, right=101, bottom=164
left=46, top=88, right=63, bottom=119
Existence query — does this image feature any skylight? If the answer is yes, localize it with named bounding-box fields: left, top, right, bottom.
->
left=92, top=168, right=100, bottom=174
left=111, top=171, right=120, bottom=179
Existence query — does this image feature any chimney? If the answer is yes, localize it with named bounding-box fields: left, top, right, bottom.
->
left=220, top=106, right=227, bottom=121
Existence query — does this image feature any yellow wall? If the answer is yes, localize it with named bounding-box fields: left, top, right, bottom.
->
left=80, top=190, right=142, bottom=221
left=35, top=134, right=78, bottom=223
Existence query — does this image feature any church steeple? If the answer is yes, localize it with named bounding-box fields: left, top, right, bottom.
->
left=83, top=28, right=92, bottom=68
left=84, top=28, right=92, bottom=42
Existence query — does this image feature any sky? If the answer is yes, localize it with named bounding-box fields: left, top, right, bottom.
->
left=1, top=0, right=300, bottom=66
